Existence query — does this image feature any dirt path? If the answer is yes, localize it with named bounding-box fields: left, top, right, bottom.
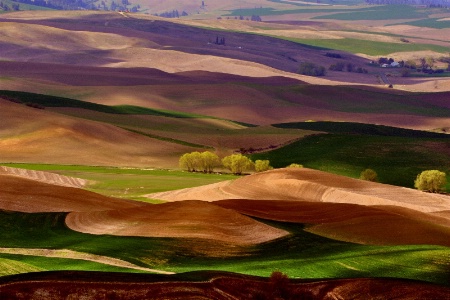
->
left=0, top=248, right=174, bottom=275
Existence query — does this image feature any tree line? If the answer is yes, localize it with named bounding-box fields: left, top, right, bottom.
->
left=179, top=151, right=276, bottom=175
left=180, top=153, right=447, bottom=193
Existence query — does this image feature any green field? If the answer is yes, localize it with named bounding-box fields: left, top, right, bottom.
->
left=313, top=5, right=427, bottom=20
left=0, top=164, right=237, bottom=201
left=277, top=37, right=450, bottom=56
left=0, top=211, right=449, bottom=285
left=252, top=123, right=450, bottom=189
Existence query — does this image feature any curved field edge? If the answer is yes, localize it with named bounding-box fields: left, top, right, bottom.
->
left=0, top=210, right=449, bottom=285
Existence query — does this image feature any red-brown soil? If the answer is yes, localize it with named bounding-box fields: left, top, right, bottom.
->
left=148, top=168, right=450, bottom=213
left=1, top=270, right=449, bottom=300
left=65, top=200, right=288, bottom=245
left=0, top=174, right=142, bottom=213
left=216, top=200, right=450, bottom=246
left=148, top=168, right=450, bottom=246
left=0, top=173, right=287, bottom=245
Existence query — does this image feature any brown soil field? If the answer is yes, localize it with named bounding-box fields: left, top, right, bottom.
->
left=65, top=200, right=289, bottom=245
left=0, top=174, right=142, bottom=213
left=148, top=168, right=450, bottom=214
left=2, top=63, right=449, bottom=130
left=1, top=270, right=449, bottom=300
left=0, top=99, right=200, bottom=167
left=0, top=172, right=287, bottom=246
left=216, top=200, right=450, bottom=246
left=148, top=168, right=450, bottom=245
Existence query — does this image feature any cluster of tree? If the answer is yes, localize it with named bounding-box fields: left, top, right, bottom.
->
left=298, top=62, right=326, bottom=77
left=325, top=52, right=343, bottom=59
left=0, top=1, right=20, bottom=10
left=329, top=62, right=368, bottom=73
left=414, top=170, right=447, bottom=193
left=218, top=15, right=262, bottom=21
left=378, top=57, right=399, bottom=65
left=213, top=36, right=226, bottom=45
left=360, top=168, right=447, bottom=193
left=360, top=169, right=378, bottom=182
left=365, top=0, right=449, bottom=7
left=179, top=152, right=273, bottom=175
left=250, top=15, right=262, bottom=21
left=155, top=10, right=188, bottom=18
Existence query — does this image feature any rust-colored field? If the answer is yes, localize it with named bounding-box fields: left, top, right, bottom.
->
left=148, top=168, right=450, bottom=246
left=0, top=174, right=142, bottom=213
left=1, top=271, right=449, bottom=300
left=66, top=200, right=288, bottom=245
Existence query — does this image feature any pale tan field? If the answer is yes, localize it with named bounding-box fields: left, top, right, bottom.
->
left=1, top=10, right=449, bottom=93
left=0, top=99, right=200, bottom=167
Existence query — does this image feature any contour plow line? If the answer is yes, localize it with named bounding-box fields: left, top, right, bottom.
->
left=0, top=248, right=174, bottom=275
left=0, top=166, right=87, bottom=188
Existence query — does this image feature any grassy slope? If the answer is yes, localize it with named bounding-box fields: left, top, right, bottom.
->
left=252, top=122, right=450, bottom=189
left=0, top=211, right=448, bottom=285
left=0, top=90, right=219, bottom=119
left=0, top=254, right=146, bottom=276
left=0, top=164, right=237, bottom=201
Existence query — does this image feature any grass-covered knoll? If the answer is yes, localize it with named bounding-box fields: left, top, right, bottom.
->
left=251, top=131, right=450, bottom=189
left=1, top=211, right=449, bottom=285
left=278, top=37, right=450, bottom=56
left=0, top=254, right=146, bottom=275
left=0, top=90, right=218, bottom=119
left=0, top=164, right=236, bottom=201
left=273, top=121, right=450, bottom=138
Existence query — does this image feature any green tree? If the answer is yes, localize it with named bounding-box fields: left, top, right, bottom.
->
left=298, top=62, right=326, bottom=76
left=201, top=151, right=220, bottom=173
left=222, top=154, right=254, bottom=175
left=178, top=151, right=201, bottom=172
left=179, top=152, right=195, bottom=172
left=360, top=168, right=378, bottom=182
left=414, top=170, right=447, bottom=193
left=255, top=160, right=272, bottom=172
left=287, top=163, right=303, bottom=168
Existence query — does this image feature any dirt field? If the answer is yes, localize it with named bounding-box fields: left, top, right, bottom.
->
left=1, top=271, right=449, bottom=300
left=0, top=99, right=199, bottom=167
left=0, top=174, right=142, bottom=213
left=65, top=200, right=289, bottom=245
left=148, top=168, right=450, bottom=245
